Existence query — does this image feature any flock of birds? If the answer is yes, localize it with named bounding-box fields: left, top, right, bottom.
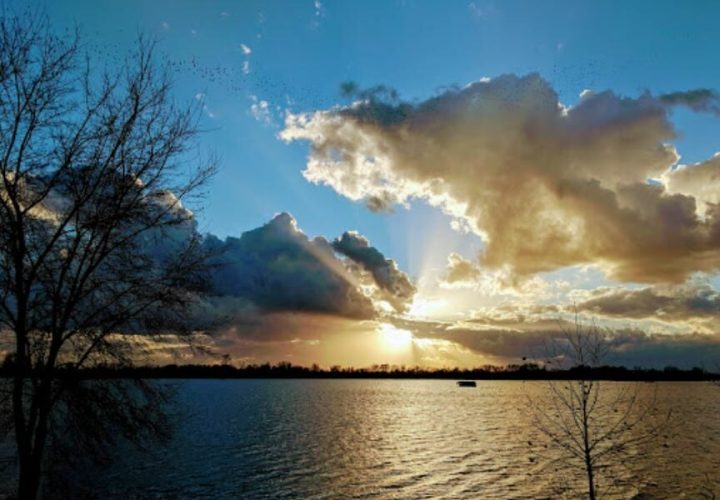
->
left=80, top=11, right=644, bottom=124
left=84, top=25, right=331, bottom=121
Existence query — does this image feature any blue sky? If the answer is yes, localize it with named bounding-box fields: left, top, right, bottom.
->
left=15, top=0, right=720, bottom=367
left=30, top=0, right=720, bottom=277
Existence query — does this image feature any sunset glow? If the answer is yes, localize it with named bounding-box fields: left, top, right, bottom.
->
left=3, top=0, right=720, bottom=370
left=4, top=2, right=720, bottom=498
left=377, top=323, right=414, bottom=353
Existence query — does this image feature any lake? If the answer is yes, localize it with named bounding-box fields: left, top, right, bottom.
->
left=7, top=379, right=720, bottom=498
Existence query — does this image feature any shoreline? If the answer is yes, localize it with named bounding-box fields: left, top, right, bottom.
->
left=1, top=363, right=717, bottom=382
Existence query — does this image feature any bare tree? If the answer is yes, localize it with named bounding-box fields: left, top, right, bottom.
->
left=529, top=316, right=668, bottom=499
left=0, top=13, right=215, bottom=498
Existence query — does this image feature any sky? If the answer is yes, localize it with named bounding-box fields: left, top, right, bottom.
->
left=20, top=0, right=720, bottom=368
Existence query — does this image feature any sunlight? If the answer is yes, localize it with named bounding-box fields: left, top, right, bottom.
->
left=377, top=323, right=413, bottom=352
left=407, top=295, right=450, bottom=319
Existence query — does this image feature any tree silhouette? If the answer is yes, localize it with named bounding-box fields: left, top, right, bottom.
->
left=529, top=315, right=669, bottom=499
left=0, top=13, right=214, bottom=498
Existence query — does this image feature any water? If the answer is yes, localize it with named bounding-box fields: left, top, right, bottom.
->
left=9, top=380, right=720, bottom=498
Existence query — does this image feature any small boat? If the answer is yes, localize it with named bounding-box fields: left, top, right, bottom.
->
left=456, top=380, right=477, bottom=387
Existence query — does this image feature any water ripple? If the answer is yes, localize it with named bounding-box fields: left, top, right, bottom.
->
left=29, top=380, right=720, bottom=499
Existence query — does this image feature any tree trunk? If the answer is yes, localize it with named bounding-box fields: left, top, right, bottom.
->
left=12, top=345, right=39, bottom=500
left=585, top=453, right=596, bottom=500
left=581, top=381, right=596, bottom=500
left=15, top=375, right=52, bottom=500
left=17, top=454, right=42, bottom=500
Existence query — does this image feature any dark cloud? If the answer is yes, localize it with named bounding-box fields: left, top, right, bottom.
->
left=205, top=213, right=376, bottom=319
left=660, top=89, right=720, bottom=115
left=606, top=329, right=720, bottom=369
left=365, top=193, right=396, bottom=213
left=395, top=315, right=720, bottom=369
left=332, top=231, right=416, bottom=312
left=576, top=284, right=720, bottom=325
left=130, top=210, right=418, bottom=350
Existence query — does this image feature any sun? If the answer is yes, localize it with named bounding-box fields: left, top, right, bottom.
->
left=377, top=323, right=413, bottom=352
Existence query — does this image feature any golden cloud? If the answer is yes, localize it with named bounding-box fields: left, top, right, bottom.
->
left=282, top=73, right=720, bottom=283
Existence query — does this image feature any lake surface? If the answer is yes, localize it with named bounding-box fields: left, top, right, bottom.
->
left=10, top=380, right=720, bottom=498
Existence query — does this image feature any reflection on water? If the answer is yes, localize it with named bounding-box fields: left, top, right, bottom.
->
left=39, top=380, right=720, bottom=498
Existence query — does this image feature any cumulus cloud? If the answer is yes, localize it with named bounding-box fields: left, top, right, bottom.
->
left=151, top=214, right=421, bottom=365
left=332, top=231, right=416, bottom=312
left=102, top=207, right=418, bottom=360
left=203, top=212, right=376, bottom=319
left=662, top=153, right=720, bottom=217
left=281, top=73, right=720, bottom=283
left=442, top=252, right=480, bottom=286
left=191, top=212, right=418, bottom=325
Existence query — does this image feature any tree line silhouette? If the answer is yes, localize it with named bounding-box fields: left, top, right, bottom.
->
left=1, top=357, right=716, bottom=381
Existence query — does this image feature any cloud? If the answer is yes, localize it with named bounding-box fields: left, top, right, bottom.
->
left=204, top=313, right=488, bottom=368
left=281, top=73, right=720, bottom=283
left=239, top=43, right=252, bottom=74
left=662, top=153, right=720, bottom=217
left=249, top=96, right=272, bottom=124
left=332, top=231, right=416, bottom=312
left=438, top=254, right=565, bottom=301
left=310, top=0, right=325, bottom=29
left=598, top=329, right=720, bottom=368
left=468, top=2, right=485, bottom=17
left=111, top=206, right=418, bottom=359
left=191, top=212, right=418, bottom=323
left=395, top=313, right=720, bottom=368
left=203, top=212, right=376, bottom=319
left=576, top=283, right=720, bottom=332
left=442, top=252, right=480, bottom=286
left=660, top=89, right=720, bottom=115
left=468, top=2, right=496, bottom=19
left=149, top=214, right=419, bottom=362
left=193, top=92, right=216, bottom=119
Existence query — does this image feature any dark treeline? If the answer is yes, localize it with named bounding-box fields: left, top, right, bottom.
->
left=1, top=358, right=717, bottom=381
